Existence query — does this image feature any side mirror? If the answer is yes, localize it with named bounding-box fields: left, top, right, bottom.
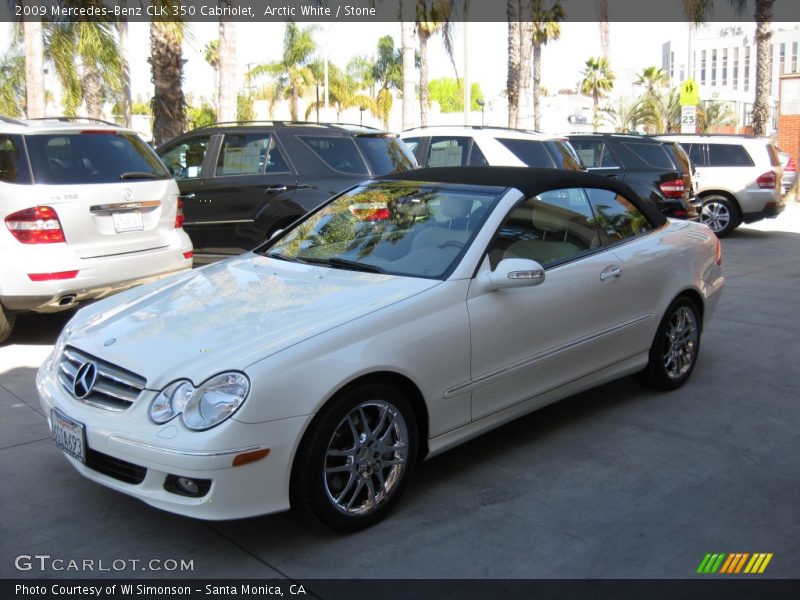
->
left=482, top=258, right=545, bottom=290
left=269, top=228, right=284, bottom=241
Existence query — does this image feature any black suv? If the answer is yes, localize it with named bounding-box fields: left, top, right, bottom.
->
left=157, top=122, right=417, bottom=263
left=566, top=133, right=699, bottom=220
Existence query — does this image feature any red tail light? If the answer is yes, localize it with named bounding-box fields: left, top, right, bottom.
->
left=715, top=237, right=722, bottom=266
left=5, top=206, right=65, bottom=244
left=756, top=171, right=776, bottom=189
left=182, top=251, right=193, bottom=260
left=27, top=270, right=79, bottom=282
left=785, top=157, right=797, bottom=172
left=659, top=178, right=686, bottom=199
left=175, top=197, right=185, bottom=228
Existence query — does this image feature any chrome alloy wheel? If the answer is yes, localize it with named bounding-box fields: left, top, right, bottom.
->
left=323, top=400, right=409, bottom=515
left=700, top=200, right=731, bottom=234
left=663, top=306, right=699, bottom=380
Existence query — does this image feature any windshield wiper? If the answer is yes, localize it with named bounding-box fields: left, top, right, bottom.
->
left=264, top=252, right=310, bottom=264
left=119, top=171, right=161, bottom=180
left=322, top=257, right=385, bottom=273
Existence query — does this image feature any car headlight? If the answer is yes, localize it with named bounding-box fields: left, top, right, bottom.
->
left=150, top=372, right=250, bottom=431
left=48, top=324, right=73, bottom=370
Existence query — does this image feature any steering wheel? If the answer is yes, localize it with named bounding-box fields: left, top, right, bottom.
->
left=439, top=240, right=465, bottom=250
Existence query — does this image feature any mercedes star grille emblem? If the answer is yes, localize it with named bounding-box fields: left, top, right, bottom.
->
left=73, top=362, right=98, bottom=399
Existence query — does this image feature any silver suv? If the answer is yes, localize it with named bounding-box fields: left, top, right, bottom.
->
left=0, top=117, right=193, bottom=343
left=657, top=134, right=785, bottom=236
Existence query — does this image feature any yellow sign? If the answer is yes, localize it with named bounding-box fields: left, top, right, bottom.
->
left=680, top=79, right=700, bottom=106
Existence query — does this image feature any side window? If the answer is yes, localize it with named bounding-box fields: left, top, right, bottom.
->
left=427, top=137, right=470, bottom=167
left=585, top=187, right=653, bottom=244
left=401, top=136, right=423, bottom=159
left=685, top=143, right=707, bottom=167
left=707, top=144, right=755, bottom=167
left=622, top=142, right=674, bottom=170
left=265, top=141, right=290, bottom=173
left=159, top=136, right=212, bottom=179
left=216, top=133, right=272, bottom=176
left=496, top=138, right=555, bottom=167
left=570, top=140, right=619, bottom=169
left=0, top=135, right=32, bottom=184
left=487, top=187, right=600, bottom=269
left=299, top=136, right=367, bottom=174
left=468, top=141, right=488, bottom=166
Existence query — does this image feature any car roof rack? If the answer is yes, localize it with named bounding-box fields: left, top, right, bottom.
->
left=656, top=133, right=761, bottom=138
left=0, top=116, right=27, bottom=125
left=26, top=116, right=121, bottom=127
left=401, top=124, right=548, bottom=135
left=194, top=120, right=383, bottom=132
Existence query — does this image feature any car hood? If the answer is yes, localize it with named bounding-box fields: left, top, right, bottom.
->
left=66, top=254, right=440, bottom=388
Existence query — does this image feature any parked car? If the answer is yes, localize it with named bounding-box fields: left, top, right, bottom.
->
left=656, top=134, right=786, bottom=236
left=156, top=121, right=417, bottom=264
left=777, top=149, right=797, bottom=196
left=567, top=133, right=699, bottom=221
left=0, top=116, right=193, bottom=344
left=38, top=167, right=724, bottom=531
left=400, top=126, right=584, bottom=171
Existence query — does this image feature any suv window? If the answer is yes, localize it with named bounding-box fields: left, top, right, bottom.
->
left=159, top=135, right=212, bottom=179
left=217, top=133, right=278, bottom=176
left=300, top=136, right=368, bottom=175
left=428, top=137, right=470, bottom=167
left=586, top=188, right=653, bottom=243
left=622, top=142, right=674, bottom=170
left=707, top=144, right=754, bottom=167
left=354, top=136, right=416, bottom=174
left=496, top=138, right=555, bottom=168
left=685, top=143, right=707, bottom=166
left=545, top=140, right=584, bottom=171
left=25, top=132, right=169, bottom=184
left=570, top=140, right=619, bottom=169
left=0, top=135, right=32, bottom=184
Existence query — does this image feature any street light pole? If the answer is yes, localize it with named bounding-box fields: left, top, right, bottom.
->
left=315, top=84, right=320, bottom=123
left=476, top=98, right=485, bottom=127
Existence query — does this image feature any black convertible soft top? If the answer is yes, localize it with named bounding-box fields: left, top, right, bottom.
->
left=381, top=166, right=668, bottom=228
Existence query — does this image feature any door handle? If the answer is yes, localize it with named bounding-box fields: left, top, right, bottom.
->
left=264, top=185, right=288, bottom=194
left=599, top=266, right=622, bottom=281
left=605, top=173, right=618, bottom=179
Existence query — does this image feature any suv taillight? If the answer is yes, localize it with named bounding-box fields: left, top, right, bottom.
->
left=5, top=206, right=65, bottom=244
left=715, top=237, right=722, bottom=266
left=175, top=197, right=185, bottom=228
left=785, top=157, right=797, bottom=172
left=756, top=171, right=776, bottom=189
left=659, top=178, right=686, bottom=199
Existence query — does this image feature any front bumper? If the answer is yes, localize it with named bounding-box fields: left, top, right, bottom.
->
left=37, top=363, right=312, bottom=520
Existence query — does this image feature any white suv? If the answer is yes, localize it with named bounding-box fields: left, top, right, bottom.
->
left=400, top=126, right=583, bottom=171
left=656, top=134, right=785, bottom=237
left=0, top=117, right=193, bottom=343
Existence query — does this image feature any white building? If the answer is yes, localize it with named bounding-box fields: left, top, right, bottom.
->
left=662, top=24, right=800, bottom=132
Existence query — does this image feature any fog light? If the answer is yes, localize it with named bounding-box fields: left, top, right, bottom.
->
left=164, top=474, right=212, bottom=498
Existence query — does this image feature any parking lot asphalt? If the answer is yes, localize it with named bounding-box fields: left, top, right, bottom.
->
left=1, top=204, right=799, bottom=580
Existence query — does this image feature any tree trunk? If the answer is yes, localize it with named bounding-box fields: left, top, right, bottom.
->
left=23, top=15, right=46, bottom=118
left=518, top=16, right=534, bottom=129
left=83, top=67, right=104, bottom=119
left=593, top=90, right=599, bottom=132
left=118, top=20, right=131, bottom=127
left=751, top=1, right=774, bottom=137
left=533, top=42, right=542, bottom=131
left=150, top=22, right=186, bottom=146
left=506, top=0, right=520, bottom=128
left=419, top=30, right=430, bottom=128
left=597, top=0, right=610, bottom=63
left=218, top=18, right=237, bottom=123
left=401, top=18, right=416, bottom=129
left=291, top=83, right=299, bottom=121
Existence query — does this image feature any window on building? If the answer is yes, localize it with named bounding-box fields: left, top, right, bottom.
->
left=792, top=41, right=798, bottom=73
left=722, top=48, right=728, bottom=86
left=733, top=47, right=739, bottom=90
left=780, top=42, right=786, bottom=74
left=670, top=51, right=675, bottom=78
left=711, top=49, right=717, bottom=86
left=701, top=50, right=707, bottom=85
left=744, top=46, right=750, bottom=91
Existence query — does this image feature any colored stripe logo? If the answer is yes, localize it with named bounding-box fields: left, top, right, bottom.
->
left=697, top=553, right=773, bottom=574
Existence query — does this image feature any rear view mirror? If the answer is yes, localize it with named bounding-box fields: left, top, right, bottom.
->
left=482, top=258, right=545, bottom=290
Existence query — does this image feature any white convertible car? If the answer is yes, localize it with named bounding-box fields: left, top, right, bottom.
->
left=37, top=167, right=724, bottom=530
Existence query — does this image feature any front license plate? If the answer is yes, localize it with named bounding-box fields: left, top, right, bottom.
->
left=112, top=211, right=144, bottom=233
left=51, top=409, right=86, bottom=463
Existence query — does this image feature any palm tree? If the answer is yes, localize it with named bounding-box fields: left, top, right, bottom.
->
left=532, top=0, right=564, bottom=131
left=217, top=17, right=237, bottom=123
left=248, top=22, right=317, bottom=121
left=22, top=4, right=46, bottom=118
left=579, top=57, right=614, bottom=132
left=118, top=19, right=132, bottom=127
left=506, top=0, right=521, bottom=127
left=372, top=35, right=403, bottom=130
left=400, top=14, right=415, bottom=129
left=415, top=0, right=456, bottom=128
left=596, top=0, right=610, bottom=62
left=204, top=39, right=220, bottom=109
left=0, top=47, right=26, bottom=117
left=606, top=96, right=646, bottom=133
left=682, top=0, right=772, bottom=136
left=306, top=62, right=375, bottom=121
left=150, top=17, right=186, bottom=145
left=641, top=88, right=682, bottom=133
left=634, top=66, right=669, bottom=98
left=698, top=99, right=737, bottom=133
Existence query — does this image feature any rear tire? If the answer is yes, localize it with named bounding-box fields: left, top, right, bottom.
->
left=700, top=194, right=739, bottom=237
left=0, top=303, right=16, bottom=345
left=291, top=383, right=417, bottom=532
left=637, top=297, right=701, bottom=390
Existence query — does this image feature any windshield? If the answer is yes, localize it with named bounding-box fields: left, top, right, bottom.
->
left=26, top=132, right=170, bottom=184
left=262, top=181, right=502, bottom=279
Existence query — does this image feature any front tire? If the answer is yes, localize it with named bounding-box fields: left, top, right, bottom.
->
left=291, top=383, right=418, bottom=531
left=0, top=303, right=16, bottom=345
left=637, top=297, right=701, bottom=390
left=700, top=195, right=739, bottom=237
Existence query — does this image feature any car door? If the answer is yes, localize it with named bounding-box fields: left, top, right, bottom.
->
left=190, top=131, right=298, bottom=258
left=467, top=186, right=631, bottom=421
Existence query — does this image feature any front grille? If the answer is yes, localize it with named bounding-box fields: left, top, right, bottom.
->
left=85, top=448, right=147, bottom=485
left=57, top=346, right=146, bottom=411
